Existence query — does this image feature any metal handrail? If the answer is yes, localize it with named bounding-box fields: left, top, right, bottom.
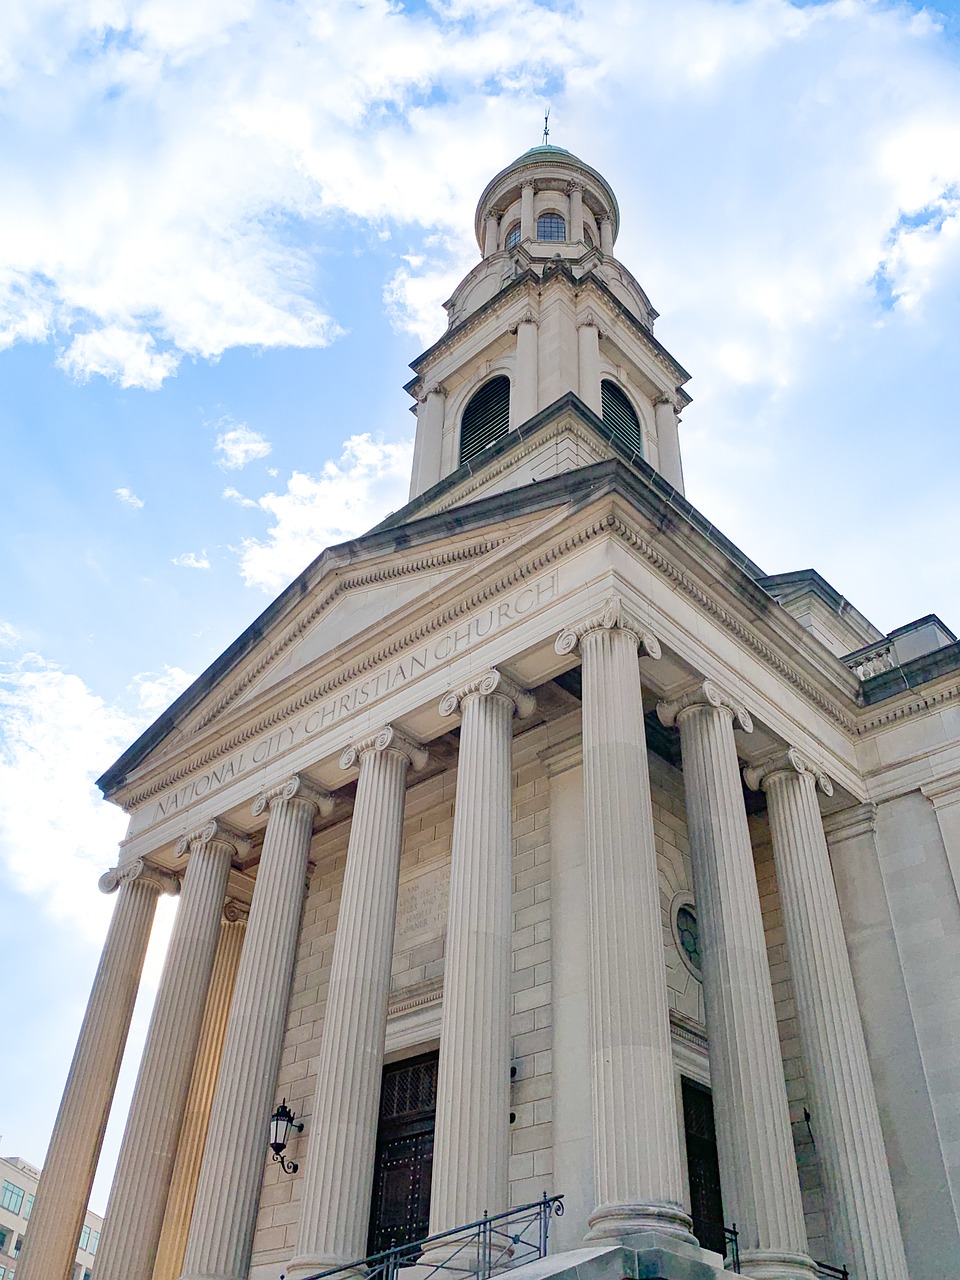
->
left=815, top=1265, right=849, bottom=1279
left=690, top=1216, right=740, bottom=1270
left=283, top=1194, right=565, bottom=1280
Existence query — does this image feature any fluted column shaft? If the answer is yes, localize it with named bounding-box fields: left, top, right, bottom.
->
left=95, top=825, right=236, bottom=1280
left=660, top=684, right=815, bottom=1279
left=18, top=861, right=174, bottom=1280
left=520, top=182, right=535, bottom=241
left=153, top=911, right=247, bottom=1280
left=558, top=601, right=691, bottom=1242
left=751, top=754, right=909, bottom=1280
left=429, top=670, right=533, bottom=1234
left=288, top=728, right=427, bottom=1277
left=179, top=776, right=332, bottom=1280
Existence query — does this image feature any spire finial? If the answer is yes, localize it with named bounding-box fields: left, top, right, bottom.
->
left=542, top=108, right=550, bottom=147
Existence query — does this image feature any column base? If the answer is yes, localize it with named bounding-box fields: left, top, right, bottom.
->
left=283, top=1257, right=367, bottom=1280
left=585, top=1202, right=697, bottom=1247
left=739, top=1250, right=818, bottom=1280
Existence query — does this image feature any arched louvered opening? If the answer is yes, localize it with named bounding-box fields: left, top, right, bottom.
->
left=459, top=376, right=511, bottom=465
left=601, top=379, right=643, bottom=457
left=537, top=212, right=565, bottom=242
left=505, top=223, right=521, bottom=249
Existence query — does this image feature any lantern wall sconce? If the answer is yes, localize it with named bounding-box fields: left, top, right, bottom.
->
left=269, top=1099, right=304, bottom=1174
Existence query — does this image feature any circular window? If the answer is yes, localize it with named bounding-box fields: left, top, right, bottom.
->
left=671, top=894, right=701, bottom=978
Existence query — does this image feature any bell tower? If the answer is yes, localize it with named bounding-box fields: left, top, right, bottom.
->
left=405, top=145, right=690, bottom=504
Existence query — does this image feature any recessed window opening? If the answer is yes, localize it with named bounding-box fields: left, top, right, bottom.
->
left=601, top=379, right=643, bottom=457
left=459, top=376, right=510, bottom=465
left=505, top=222, right=521, bottom=249
left=537, top=212, right=565, bottom=242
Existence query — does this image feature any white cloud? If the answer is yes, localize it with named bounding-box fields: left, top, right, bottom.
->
left=171, top=550, right=211, bottom=569
left=58, top=328, right=181, bottom=390
left=0, top=621, right=21, bottom=649
left=0, top=653, right=137, bottom=940
left=129, top=664, right=195, bottom=714
left=238, top=433, right=414, bottom=591
left=222, top=485, right=259, bottom=508
left=115, top=485, right=145, bottom=508
left=215, top=424, right=272, bottom=470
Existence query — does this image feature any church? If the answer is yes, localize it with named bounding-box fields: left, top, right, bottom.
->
left=18, top=145, right=960, bottom=1280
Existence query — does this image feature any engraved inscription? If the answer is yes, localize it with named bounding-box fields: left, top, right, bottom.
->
left=395, top=865, right=452, bottom=951
left=152, top=570, right=559, bottom=821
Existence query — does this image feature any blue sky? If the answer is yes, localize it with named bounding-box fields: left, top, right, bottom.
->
left=2, top=0, right=960, bottom=1214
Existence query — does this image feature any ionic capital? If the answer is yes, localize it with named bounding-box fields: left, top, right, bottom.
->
left=743, top=747, right=833, bottom=796
left=653, top=392, right=679, bottom=410
left=99, top=857, right=180, bottom=898
left=439, top=668, right=535, bottom=720
left=555, top=595, right=661, bottom=660
left=417, top=382, right=447, bottom=404
left=252, top=774, right=335, bottom=820
left=174, top=818, right=249, bottom=859
left=223, top=898, right=250, bottom=924
left=657, top=680, right=753, bottom=733
left=340, top=725, right=428, bottom=772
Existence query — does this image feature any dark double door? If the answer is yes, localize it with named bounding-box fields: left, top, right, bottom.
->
left=682, top=1077, right=727, bottom=1257
left=368, top=1052, right=439, bottom=1255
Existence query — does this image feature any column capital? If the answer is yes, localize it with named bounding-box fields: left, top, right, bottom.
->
left=555, top=594, right=661, bottom=660
left=223, top=898, right=250, bottom=924
left=743, top=747, right=833, bottom=796
left=439, top=668, right=535, bottom=720
left=417, top=381, right=447, bottom=404
left=339, top=725, right=428, bottom=772
left=653, top=392, right=679, bottom=410
left=99, top=858, right=179, bottom=897
left=566, top=178, right=585, bottom=194
left=821, top=802, right=877, bottom=843
left=576, top=309, right=603, bottom=335
left=252, top=774, right=335, bottom=819
left=174, top=818, right=249, bottom=859
left=521, top=178, right=536, bottom=191
left=656, top=679, right=753, bottom=733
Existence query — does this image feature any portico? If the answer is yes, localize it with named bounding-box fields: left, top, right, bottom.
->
left=20, top=143, right=935, bottom=1280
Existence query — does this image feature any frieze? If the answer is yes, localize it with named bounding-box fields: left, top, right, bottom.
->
left=143, top=571, right=559, bottom=821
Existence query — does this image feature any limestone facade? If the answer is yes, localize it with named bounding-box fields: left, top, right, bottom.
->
left=18, top=145, right=960, bottom=1280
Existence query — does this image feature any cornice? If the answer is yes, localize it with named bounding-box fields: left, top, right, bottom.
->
left=854, top=678, right=960, bottom=735
left=121, top=502, right=866, bottom=814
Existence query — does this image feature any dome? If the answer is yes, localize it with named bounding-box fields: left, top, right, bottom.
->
left=474, top=145, right=620, bottom=251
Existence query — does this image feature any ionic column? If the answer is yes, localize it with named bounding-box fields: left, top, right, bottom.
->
left=428, top=670, right=535, bottom=1236
left=409, top=384, right=446, bottom=500
left=152, top=903, right=248, bottom=1280
left=568, top=181, right=585, bottom=243
left=483, top=208, right=501, bottom=257
left=287, top=727, right=428, bottom=1278
left=95, top=823, right=240, bottom=1280
left=520, top=181, right=535, bottom=241
left=658, top=684, right=815, bottom=1279
left=654, top=395, right=684, bottom=494
left=556, top=599, right=692, bottom=1243
left=513, top=313, right=539, bottom=426
left=179, top=776, right=333, bottom=1280
left=745, top=751, right=909, bottom=1280
left=18, top=859, right=177, bottom=1280
left=576, top=314, right=602, bottom=417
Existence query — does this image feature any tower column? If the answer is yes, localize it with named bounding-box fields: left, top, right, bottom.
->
left=287, top=727, right=428, bottom=1278
left=153, top=905, right=248, bottom=1280
left=179, top=776, right=333, bottom=1280
left=94, top=823, right=239, bottom=1280
left=17, top=859, right=177, bottom=1280
left=483, top=208, right=501, bottom=257
left=658, top=684, right=815, bottom=1279
left=599, top=215, right=614, bottom=255
left=428, top=670, right=535, bottom=1237
left=568, top=181, right=584, bottom=243
left=576, top=315, right=602, bottom=416
left=409, top=383, right=446, bottom=499
left=745, top=751, right=909, bottom=1280
left=556, top=599, right=692, bottom=1243
left=654, top=395, right=684, bottom=493
left=520, top=181, right=535, bottom=241
left=513, top=314, right=539, bottom=426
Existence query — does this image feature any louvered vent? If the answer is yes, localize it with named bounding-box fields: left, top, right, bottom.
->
left=601, top=379, right=643, bottom=457
left=459, top=376, right=510, bottom=464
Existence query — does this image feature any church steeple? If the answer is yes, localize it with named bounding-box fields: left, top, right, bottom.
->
left=405, top=146, right=690, bottom=503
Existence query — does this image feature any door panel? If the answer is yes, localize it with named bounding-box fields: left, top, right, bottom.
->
left=368, top=1053, right=439, bottom=1255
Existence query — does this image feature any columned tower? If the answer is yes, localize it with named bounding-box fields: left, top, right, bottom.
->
left=406, top=145, right=688, bottom=502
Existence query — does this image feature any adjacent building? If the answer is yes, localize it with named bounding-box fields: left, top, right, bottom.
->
left=18, top=145, right=960, bottom=1280
left=1, top=1154, right=101, bottom=1280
